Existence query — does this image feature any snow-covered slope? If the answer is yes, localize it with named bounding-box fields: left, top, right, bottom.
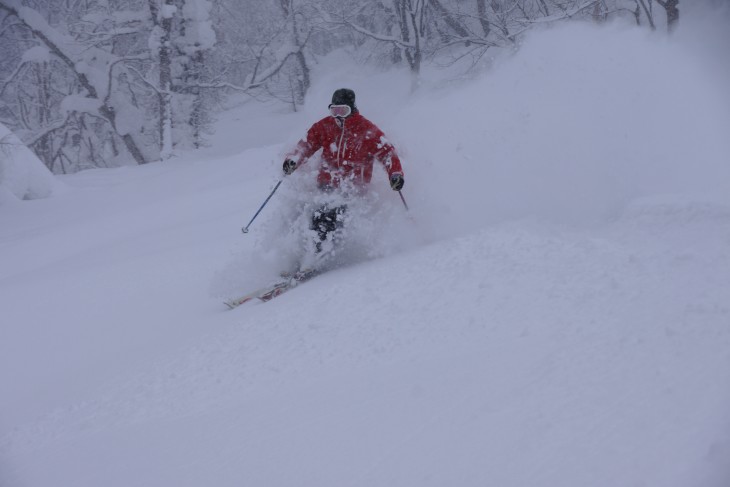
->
left=2, top=20, right=730, bottom=487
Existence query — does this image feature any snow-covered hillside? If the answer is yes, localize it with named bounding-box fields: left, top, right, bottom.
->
left=2, top=18, right=730, bottom=487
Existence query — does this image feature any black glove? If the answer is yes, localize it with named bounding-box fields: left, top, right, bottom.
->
left=283, top=159, right=297, bottom=175
left=389, top=173, right=404, bottom=191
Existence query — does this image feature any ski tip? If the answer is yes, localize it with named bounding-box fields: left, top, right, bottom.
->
left=224, top=273, right=313, bottom=309
left=224, top=295, right=254, bottom=309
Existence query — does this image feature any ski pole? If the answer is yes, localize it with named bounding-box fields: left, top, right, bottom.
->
left=398, top=190, right=409, bottom=211
left=241, top=179, right=283, bottom=233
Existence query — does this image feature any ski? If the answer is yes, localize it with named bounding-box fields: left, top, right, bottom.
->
left=224, top=270, right=319, bottom=309
left=224, top=280, right=291, bottom=309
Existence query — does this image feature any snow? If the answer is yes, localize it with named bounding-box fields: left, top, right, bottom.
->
left=161, top=4, right=178, bottom=20
left=148, top=24, right=165, bottom=52
left=60, top=94, right=102, bottom=116
left=16, top=7, right=71, bottom=54
left=0, top=123, right=62, bottom=203
left=179, top=0, right=216, bottom=53
left=20, top=46, right=51, bottom=64
left=2, top=17, right=730, bottom=487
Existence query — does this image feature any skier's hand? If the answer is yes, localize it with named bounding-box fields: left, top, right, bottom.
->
left=283, top=159, right=297, bottom=175
left=389, top=173, right=404, bottom=191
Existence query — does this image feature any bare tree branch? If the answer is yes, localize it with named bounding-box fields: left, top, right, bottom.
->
left=316, top=5, right=415, bottom=48
left=25, top=113, right=71, bottom=147
left=0, top=58, right=28, bottom=98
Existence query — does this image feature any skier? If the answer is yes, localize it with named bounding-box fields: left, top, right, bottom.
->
left=282, top=88, right=405, bottom=273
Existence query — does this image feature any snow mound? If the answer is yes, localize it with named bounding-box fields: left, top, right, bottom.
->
left=0, top=123, right=62, bottom=203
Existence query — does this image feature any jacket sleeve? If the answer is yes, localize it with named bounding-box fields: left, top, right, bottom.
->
left=373, top=132, right=403, bottom=177
left=287, top=120, right=324, bottom=167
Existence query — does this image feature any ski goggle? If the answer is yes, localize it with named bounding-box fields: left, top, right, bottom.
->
left=329, top=104, right=351, bottom=118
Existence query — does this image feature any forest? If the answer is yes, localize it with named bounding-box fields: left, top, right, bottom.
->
left=0, top=0, right=682, bottom=174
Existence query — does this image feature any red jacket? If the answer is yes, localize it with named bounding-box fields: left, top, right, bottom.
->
left=287, top=112, right=403, bottom=191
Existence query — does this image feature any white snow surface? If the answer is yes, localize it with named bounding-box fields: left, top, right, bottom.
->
left=2, top=20, right=730, bottom=487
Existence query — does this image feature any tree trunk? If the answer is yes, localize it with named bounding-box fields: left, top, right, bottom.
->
left=159, top=0, right=174, bottom=159
left=656, top=0, right=679, bottom=31
left=475, top=0, right=491, bottom=38
left=280, top=0, right=311, bottom=105
left=666, top=0, right=679, bottom=31
left=395, top=0, right=421, bottom=79
left=636, top=0, right=657, bottom=30
left=188, top=51, right=204, bottom=149
left=148, top=0, right=174, bottom=159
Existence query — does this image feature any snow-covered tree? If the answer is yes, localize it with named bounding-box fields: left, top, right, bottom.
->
left=147, top=0, right=218, bottom=155
left=0, top=0, right=689, bottom=173
left=0, top=0, right=151, bottom=169
left=203, top=0, right=314, bottom=110
left=0, top=0, right=221, bottom=169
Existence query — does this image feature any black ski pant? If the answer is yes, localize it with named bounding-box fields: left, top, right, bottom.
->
left=311, top=204, right=346, bottom=253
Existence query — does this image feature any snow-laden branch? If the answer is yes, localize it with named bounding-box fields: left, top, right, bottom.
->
left=103, top=55, right=150, bottom=107
left=0, top=45, right=55, bottom=101
left=0, top=2, right=99, bottom=98
left=125, top=64, right=163, bottom=95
